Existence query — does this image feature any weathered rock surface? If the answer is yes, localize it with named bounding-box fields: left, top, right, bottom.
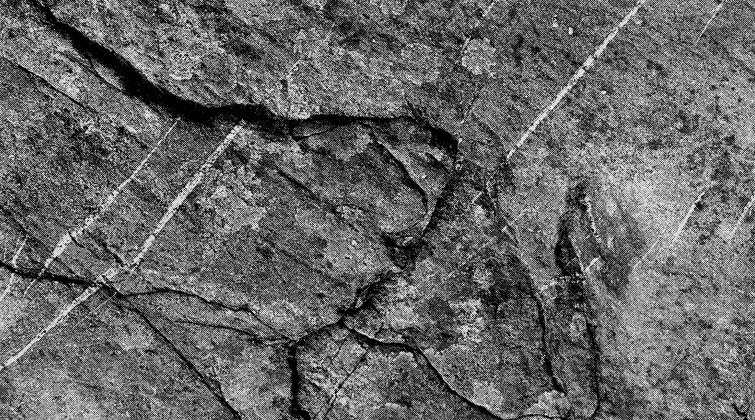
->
left=1, top=0, right=754, bottom=418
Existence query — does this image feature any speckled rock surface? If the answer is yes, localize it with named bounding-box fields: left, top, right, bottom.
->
left=1, top=0, right=754, bottom=418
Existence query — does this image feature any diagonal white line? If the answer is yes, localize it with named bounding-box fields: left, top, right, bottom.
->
left=694, top=1, right=724, bottom=45
left=0, top=123, right=243, bottom=373
left=728, top=188, right=755, bottom=241
left=128, top=123, right=243, bottom=271
left=505, top=0, right=649, bottom=162
left=632, top=183, right=708, bottom=273
left=0, top=236, right=27, bottom=304
left=0, top=281, right=104, bottom=372
left=668, top=185, right=708, bottom=248
left=23, top=119, right=180, bottom=295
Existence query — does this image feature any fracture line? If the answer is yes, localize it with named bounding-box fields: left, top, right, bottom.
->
left=505, top=0, right=649, bottom=162
left=51, top=289, right=119, bottom=336
left=0, top=123, right=242, bottom=373
left=0, top=236, right=27, bottom=304
left=23, top=119, right=179, bottom=295
left=694, top=1, right=724, bottom=45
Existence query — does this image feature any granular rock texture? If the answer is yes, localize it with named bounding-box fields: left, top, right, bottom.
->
left=0, top=0, right=754, bottom=418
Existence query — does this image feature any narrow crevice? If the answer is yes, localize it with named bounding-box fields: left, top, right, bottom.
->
left=173, top=319, right=289, bottom=347
left=421, top=155, right=466, bottom=235
left=369, top=139, right=430, bottom=211
left=316, top=348, right=369, bottom=420
left=268, top=163, right=366, bottom=236
left=552, top=183, right=607, bottom=419
left=342, top=325, right=506, bottom=420
left=69, top=232, right=127, bottom=268
left=385, top=153, right=465, bottom=272
left=121, top=286, right=292, bottom=341
left=283, top=270, right=397, bottom=419
left=117, top=300, right=244, bottom=420
left=287, top=343, right=314, bottom=420
left=501, top=249, right=572, bottom=413
left=583, top=300, right=604, bottom=420
left=27, top=0, right=461, bottom=141
left=270, top=157, right=435, bottom=271
left=27, top=0, right=271, bottom=126
left=1, top=257, right=293, bottom=346
left=288, top=120, right=337, bottom=140
left=296, top=270, right=395, bottom=343
left=530, top=290, right=567, bottom=395
left=0, top=56, right=97, bottom=114
left=0, top=258, right=98, bottom=289
left=486, top=161, right=569, bottom=400
left=405, top=102, right=459, bottom=158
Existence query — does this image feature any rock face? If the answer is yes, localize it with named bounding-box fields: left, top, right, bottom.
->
left=1, top=0, right=754, bottom=418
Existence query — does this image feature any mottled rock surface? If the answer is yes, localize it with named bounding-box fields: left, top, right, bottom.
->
left=1, top=0, right=754, bottom=418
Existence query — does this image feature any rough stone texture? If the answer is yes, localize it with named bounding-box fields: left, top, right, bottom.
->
left=1, top=0, right=754, bottom=419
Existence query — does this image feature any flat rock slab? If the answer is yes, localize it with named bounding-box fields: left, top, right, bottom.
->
left=1, top=0, right=755, bottom=419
